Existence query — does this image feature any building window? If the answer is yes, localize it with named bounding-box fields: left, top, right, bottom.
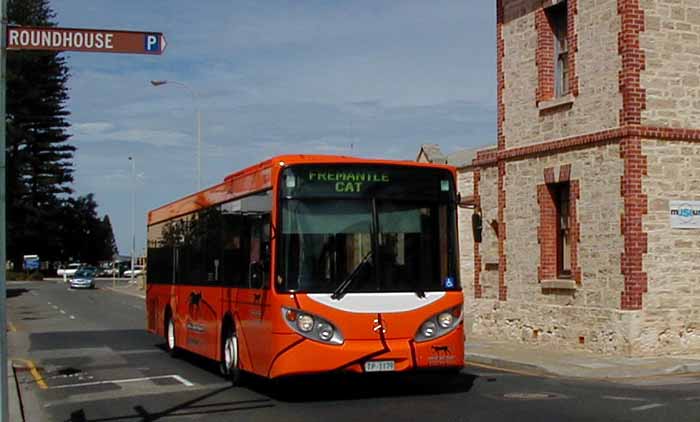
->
left=547, top=1, right=569, bottom=97
left=552, top=183, right=571, bottom=278
left=537, top=172, right=580, bottom=284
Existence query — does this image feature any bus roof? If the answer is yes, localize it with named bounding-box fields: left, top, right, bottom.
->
left=147, top=154, right=456, bottom=226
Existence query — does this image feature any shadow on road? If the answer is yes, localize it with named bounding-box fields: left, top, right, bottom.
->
left=161, top=342, right=477, bottom=402
left=6, top=288, right=29, bottom=298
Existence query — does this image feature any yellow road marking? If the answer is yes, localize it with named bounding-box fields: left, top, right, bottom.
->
left=13, top=358, right=47, bottom=389
left=7, top=322, right=16, bottom=332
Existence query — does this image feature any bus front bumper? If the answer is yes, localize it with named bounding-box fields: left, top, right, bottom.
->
left=268, top=325, right=464, bottom=378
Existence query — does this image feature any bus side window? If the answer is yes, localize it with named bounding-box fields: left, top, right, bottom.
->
left=248, top=214, right=271, bottom=289
left=222, top=213, right=249, bottom=287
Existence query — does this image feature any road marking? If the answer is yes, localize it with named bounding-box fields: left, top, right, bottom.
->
left=602, top=395, right=647, bottom=402
left=47, top=301, right=51, bottom=305
left=7, top=322, right=16, bottom=332
left=69, top=315, right=76, bottom=320
left=630, top=403, right=665, bottom=411
left=51, top=305, right=58, bottom=310
left=48, top=374, right=195, bottom=390
left=59, top=310, right=66, bottom=315
left=14, top=359, right=48, bottom=390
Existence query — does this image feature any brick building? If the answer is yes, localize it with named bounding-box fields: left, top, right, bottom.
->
left=424, top=0, right=700, bottom=356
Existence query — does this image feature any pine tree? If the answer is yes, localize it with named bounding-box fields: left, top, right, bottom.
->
left=100, top=215, right=118, bottom=261
left=6, top=0, right=74, bottom=266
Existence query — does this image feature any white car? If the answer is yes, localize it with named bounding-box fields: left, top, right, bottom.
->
left=123, top=266, right=144, bottom=277
left=57, top=263, right=83, bottom=277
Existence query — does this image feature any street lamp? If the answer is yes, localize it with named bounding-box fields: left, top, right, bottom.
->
left=128, top=156, right=136, bottom=285
left=150, top=79, right=202, bottom=191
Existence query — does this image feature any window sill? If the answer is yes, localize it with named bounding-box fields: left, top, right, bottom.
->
left=538, top=94, right=575, bottom=113
left=540, top=279, right=577, bottom=290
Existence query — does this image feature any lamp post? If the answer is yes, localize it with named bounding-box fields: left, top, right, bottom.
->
left=150, top=80, right=202, bottom=191
left=128, top=156, right=136, bottom=285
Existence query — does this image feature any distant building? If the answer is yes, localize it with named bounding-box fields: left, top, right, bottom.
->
left=421, top=0, right=700, bottom=357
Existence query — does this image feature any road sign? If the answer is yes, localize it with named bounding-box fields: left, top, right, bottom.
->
left=6, top=26, right=167, bottom=55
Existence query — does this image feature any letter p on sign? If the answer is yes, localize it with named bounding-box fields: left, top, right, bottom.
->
left=145, top=34, right=160, bottom=53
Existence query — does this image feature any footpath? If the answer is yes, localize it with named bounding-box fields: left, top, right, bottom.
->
left=467, top=335, right=700, bottom=380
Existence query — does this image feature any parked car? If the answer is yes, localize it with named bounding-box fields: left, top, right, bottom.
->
left=69, top=267, right=97, bottom=289
left=57, top=263, right=83, bottom=277
left=123, top=266, right=144, bottom=277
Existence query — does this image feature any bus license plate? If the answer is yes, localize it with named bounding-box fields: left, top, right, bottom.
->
left=364, top=360, right=395, bottom=372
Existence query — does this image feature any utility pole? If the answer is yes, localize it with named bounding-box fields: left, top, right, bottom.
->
left=129, top=156, right=135, bottom=285
left=0, top=0, right=9, bottom=419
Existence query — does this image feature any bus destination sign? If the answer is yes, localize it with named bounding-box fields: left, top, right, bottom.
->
left=6, top=26, right=167, bottom=55
left=308, top=171, right=390, bottom=193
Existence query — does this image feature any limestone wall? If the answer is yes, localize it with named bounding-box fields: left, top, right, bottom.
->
left=476, top=166, right=500, bottom=300
left=502, top=0, right=622, bottom=148
left=470, top=144, right=631, bottom=354
left=641, top=1, right=700, bottom=129
left=457, top=170, right=475, bottom=300
left=639, top=139, right=700, bottom=354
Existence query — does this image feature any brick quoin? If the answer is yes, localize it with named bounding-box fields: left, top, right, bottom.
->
left=497, top=161, right=507, bottom=301
left=620, top=136, right=648, bottom=310
left=496, top=0, right=507, bottom=301
left=473, top=169, right=483, bottom=299
left=497, top=0, right=506, bottom=151
left=618, top=0, right=648, bottom=310
left=618, top=0, right=646, bottom=126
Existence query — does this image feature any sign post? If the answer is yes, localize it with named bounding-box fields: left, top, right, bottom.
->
left=0, top=1, right=8, bottom=419
left=1, top=20, right=166, bottom=421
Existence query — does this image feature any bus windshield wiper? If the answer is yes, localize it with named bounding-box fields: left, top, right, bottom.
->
left=331, top=250, right=373, bottom=300
left=414, top=283, right=426, bottom=299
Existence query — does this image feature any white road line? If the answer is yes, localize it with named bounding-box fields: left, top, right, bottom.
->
left=47, top=301, right=51, bottom=305
left=48, top=374, right=195, bottom=390
left=630, top=403, right=666, bottom=411
left=601, top=395, right=647, bottom=402
left=52, top=305, right=59, bottom=310
left=59, top=310, right=66, bottom=315
left=69, top=315, right=76, bottom=320
left=171, top=375, right=195, bottom=387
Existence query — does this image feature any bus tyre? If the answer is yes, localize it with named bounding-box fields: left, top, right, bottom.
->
left=165, top=315, right=178, bottom=357
left=220, top=325, right=242, bottom=385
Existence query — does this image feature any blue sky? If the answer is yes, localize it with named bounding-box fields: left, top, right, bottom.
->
left=50, top=0, right=496, bottom=256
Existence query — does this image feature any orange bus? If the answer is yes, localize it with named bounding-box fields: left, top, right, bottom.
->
left=146, top=155, right=464, bottom=383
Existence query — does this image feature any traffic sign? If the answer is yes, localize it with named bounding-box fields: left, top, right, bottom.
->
left=6, top=26, right=167, bottom=55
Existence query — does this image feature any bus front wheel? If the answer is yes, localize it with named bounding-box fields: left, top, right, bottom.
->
left=165, top=315, right=178, bottom=357
left=220, top=325, right=242, bottom=385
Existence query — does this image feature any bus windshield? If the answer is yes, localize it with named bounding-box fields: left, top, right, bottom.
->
left=277, top=164, right=459, bottom=294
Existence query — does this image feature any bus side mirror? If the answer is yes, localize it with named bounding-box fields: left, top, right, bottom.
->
left=472, top=211, right=483, bottom=243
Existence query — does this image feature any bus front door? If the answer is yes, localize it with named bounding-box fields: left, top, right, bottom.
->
left=237, top=214, right=273, bottom=375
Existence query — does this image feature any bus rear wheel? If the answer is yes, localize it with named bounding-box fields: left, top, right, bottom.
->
left=220, top=325, right=242, bottom=385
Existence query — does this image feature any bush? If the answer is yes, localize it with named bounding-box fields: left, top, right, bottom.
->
left=5, top=271, right=44, bottom=281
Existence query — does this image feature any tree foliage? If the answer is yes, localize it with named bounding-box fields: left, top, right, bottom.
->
left=7, top=0, right=117, bottom=267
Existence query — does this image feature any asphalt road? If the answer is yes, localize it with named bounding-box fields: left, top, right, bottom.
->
left=6, top=279, right=700, bottom=422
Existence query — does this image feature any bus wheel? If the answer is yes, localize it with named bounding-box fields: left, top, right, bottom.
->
left=220, top=325, right=241, bottom=385
left=165, top=316, right=178, bottom=357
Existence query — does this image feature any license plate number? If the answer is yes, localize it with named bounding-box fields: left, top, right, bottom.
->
left=364, top=360, right=395, bottom=372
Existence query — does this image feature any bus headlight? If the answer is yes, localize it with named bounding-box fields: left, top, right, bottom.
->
left=421, top=321, right=437, bottom=338
left=297, top=314, right=314, bottom=332
left=282, top=307, right=344, bottom=345
left=318, top=323, right=334, bottom=341
left=415, top=306, right=463, bottom=343
left=438, top=312, right=453, bottom=328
